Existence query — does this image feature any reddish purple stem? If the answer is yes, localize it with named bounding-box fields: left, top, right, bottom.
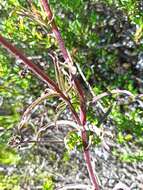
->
left=0, top=34, right=80, bottom=124
left=40, top=0, right=86, bottom=122
left=40, top=1, right=100, bottom=189
left=0, top=1, right=101, bottom=189
left=40, top=0, right=70, bottom=62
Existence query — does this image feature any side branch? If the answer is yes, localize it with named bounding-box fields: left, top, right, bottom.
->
left=0, top=34, right=61, bottom=93
left=0, top=34, right=80, bottom=124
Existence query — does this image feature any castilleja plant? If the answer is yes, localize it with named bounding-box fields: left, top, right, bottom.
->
left=0, top=1, right=100, bottom=189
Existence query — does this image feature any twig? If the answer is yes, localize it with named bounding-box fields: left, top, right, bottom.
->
left=113, top=182, right=130, bottom=190
left=92, top=89, right=140, bottom=103
left=56, top=184, right=94, bottom=190
left=9, top=139, right=64, bottom=148
left=36, top=120, right=101, bottom=138
left=0, top=33, right=81, bottom=124
left=0, top=35, right=64, bottom=97
left=18, top=90, right=58, bottom=129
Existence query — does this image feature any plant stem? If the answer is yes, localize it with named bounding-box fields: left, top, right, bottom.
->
left=0, top=34, right=80, bottom=124
left=40, top=0, right=70, bottom=62
left=40, top=1, right=100, bottom=189
left=40, top=0, right=86, bottom=124
left=82, top=129, right=100, bottom=190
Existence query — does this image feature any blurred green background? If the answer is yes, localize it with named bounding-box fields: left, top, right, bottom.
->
left=0, top=0, right=143, bottom=189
